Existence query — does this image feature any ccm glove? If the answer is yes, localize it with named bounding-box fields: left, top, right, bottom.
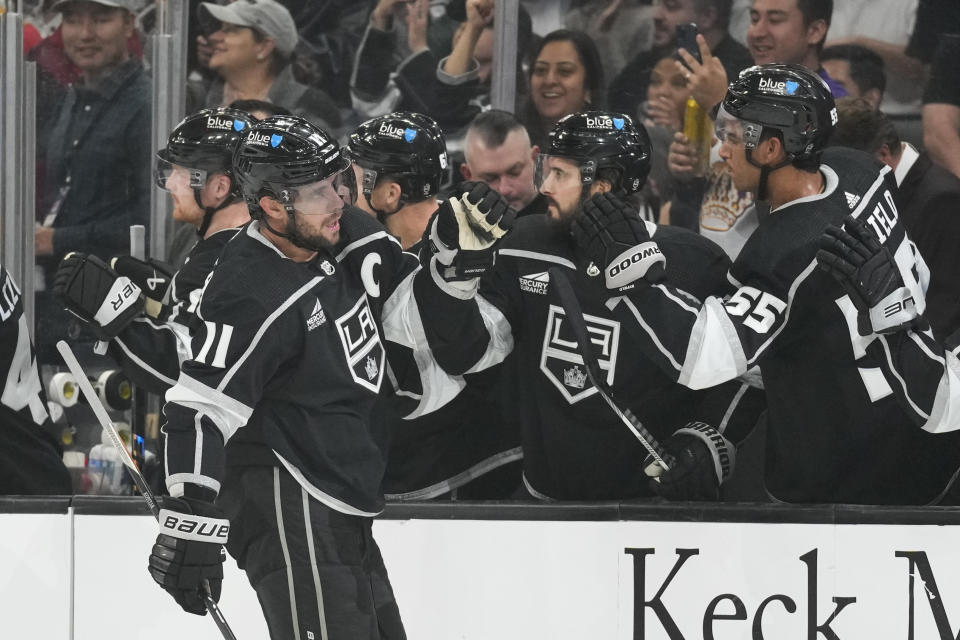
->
left=816, top=215, right=920, bottom=336
left=645, top=422, right=735, bottom=501
left=428, top=181, right=516, bottom=281
left=148, top=496, right=228, bottom=616
left=572, top=192, right=665, bottom=291
left=53, top=253, right=144, bottom=340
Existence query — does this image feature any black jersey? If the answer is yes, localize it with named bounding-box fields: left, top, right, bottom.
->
left=163, top=207, right=478, bottom=515
left=447, top=213, right=764, bottom=501
left=111, top=228, right=236, bottom=394
left=0, top=268, right=71, bottom=494
left=608, top=147, right=959, bottom=504
left=376, top=239, right=522, bottom=499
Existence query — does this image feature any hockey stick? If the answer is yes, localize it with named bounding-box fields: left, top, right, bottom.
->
left=547, top=268, right=675, bottom=473
left=56, top=340, right=238, bottom=640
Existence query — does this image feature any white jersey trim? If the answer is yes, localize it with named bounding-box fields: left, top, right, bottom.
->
left=113, top=335, right=178, bottom=387
left=274, top=452, right=382, bottom=517
left=499, top=248, right=576, bottom=269
left=335, top=230, right=402, bottom=261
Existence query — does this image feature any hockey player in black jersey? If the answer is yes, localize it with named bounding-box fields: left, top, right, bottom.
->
left=0, top=267, right=71, bottom=494
left=146, top=115, right=514, bottom=638
left=578, top=64, right=960, bottom=504
left=53, top=107, right=256, bottom=394
left=345, top=112, right=523, bottom=499
left=817, top=215, right=960, bottom=436
left=438, top=110, right=765, bottom=501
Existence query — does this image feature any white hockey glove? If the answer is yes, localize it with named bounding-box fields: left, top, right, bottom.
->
left=53, top=253, right=145, bottom=340
left=817, top=215, right=920, bottom=336
left=428, top=181, right=516, bottom=283
left=148, top=496, right=228, bottom=616
left=572, top=192, right=665, bottom=292
left=645, top=422, right=735, bottom=501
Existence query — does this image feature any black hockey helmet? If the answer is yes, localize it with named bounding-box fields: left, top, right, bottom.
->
left=233, top=115, right=350, bottom=219
left=155, top=106, right=256, bottom=193
left=345, top=112, right=448, bottom=202
left=536, top=111, right=651, bottom=195
left=717, top=63, right=837, bottom=162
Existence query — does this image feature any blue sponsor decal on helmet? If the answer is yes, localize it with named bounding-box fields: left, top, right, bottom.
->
left=270, top=134, right=283, bottom=148
left=785, top=80, right=799, bottom=95
left=233, top=120, right=246, bottom=132
left=404, top=128, right=418, bottom=143
left=613, top=118, right=625, bottom=130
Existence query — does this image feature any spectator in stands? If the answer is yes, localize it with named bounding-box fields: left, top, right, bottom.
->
left=642, top=54, right=691, bottom=214
left=608, top=0, right=752, bottom=122
left=831, top=97, right=960, bottom=340
left=459, top=110, right=545, bottom=216
left=37, top=0, right=151, bottom=265
left=188, top=0, right=341, bottom=131
left=922, top=34, right=960, bottom=180
left=824, top=0, right=923, bottom=145
left=350, top=0, right=459, bottom=123
left=564, top=0, right=655, bottom=84
left=666, top=0, right=844, bottom=256
left=820, top=44, right=886, bottom=109
left=522, top=29, right=605, bottom=149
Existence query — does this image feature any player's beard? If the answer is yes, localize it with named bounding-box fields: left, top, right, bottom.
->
left=543, top=195, right=579, bottom=233
left=285, top=212, right=338, bottom=252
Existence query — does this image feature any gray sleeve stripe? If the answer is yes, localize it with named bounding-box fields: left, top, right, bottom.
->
left=498, top=249, right=576, bottom=269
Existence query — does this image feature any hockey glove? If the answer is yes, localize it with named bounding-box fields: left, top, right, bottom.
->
left=148, top=496, right=228, bottom=616
left=572, top=192, right=665, bottom=292
left=53, top=253, right=145, bottom=340
left=645, top=422, right=735, bottom=501
left=816, top=215, right=919, bottom=336
left=111, top=255, right=174, bottom=319
left=428, top=181, right=516, bottom=281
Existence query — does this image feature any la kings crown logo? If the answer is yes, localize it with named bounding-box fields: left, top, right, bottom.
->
left=540, top=304, right=619, bottom=403
left=335, top=295, right=385, bottom=393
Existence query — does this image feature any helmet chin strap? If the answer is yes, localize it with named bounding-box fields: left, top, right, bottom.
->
left=370, top=194, right=405, bottom=226
left=193, top=184, right=240, bottom=237
left=745, top=149, right=793, bottom=203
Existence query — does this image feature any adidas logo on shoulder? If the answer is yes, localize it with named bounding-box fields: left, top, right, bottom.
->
left=845, top=191, right=861, bottom=210
left=519, top=271, right=550, bottom=295
left=307, top=298, right=327, bottom=331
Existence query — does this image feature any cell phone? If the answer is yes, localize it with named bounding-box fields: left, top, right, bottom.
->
left=676, top=23, right=701, bottom=64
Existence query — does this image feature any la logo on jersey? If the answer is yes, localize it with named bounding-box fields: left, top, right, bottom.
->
left=335, top=295, right=385, bottom=393
left=540, top=304, right=620, bottom=404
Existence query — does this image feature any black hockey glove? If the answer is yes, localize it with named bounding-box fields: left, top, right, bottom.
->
left=572, top=192, right=665, bottom=292
left=53, top=253, right=145, bottom=340
left=148, top=496, right=228, bottom=616
left=816, top=215, right=920, bottom=336
left=428, top=181, right=516, bottom=282
left=645, top=422, right=735, bottom=501
left=111, top=255, right=174, bottom=301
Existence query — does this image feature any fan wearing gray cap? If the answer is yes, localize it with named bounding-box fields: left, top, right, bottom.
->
left=187, top=0, right=342, bottom=133
left=35, top=0, right=151, bottom=346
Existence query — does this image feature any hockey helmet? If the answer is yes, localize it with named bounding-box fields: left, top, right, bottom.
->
left=233, top=115, right=350, bottom=218
left=155, top=107, right=256, bottom=195
left=345, top=112, right=448, bottom=202
left=716, top=63, right=837, bottom=162
left=535, top=111, right=651, bottom=195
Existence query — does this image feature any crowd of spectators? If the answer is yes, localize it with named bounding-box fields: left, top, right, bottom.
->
left=14, top=0, right=960, bottom=505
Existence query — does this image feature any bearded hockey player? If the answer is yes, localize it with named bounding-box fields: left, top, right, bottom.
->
left=53, top=107, right=256, bottom=394
left=146, top=115, right=514, bottom=638
left=434, top=109, right=765, bottom=502
left=347, top=112, right=523, bottom=499
left=581, top=64, right=960, bottom=504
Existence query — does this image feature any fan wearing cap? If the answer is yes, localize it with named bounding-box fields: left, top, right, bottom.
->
left=148, top=114, right=514, bottom=637
left=413, top=110, right=764, bottom=502
left=53, top=107, right=257, bottom=395
left=189, top=0, right=341, bottom=132
left=35, top=0, right=150, bottom=274
left=579, top=64, right=960, bottom=505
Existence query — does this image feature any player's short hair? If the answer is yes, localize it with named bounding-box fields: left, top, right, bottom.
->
left=830, top=97, right=900, bottom=156
left=821, top=44, right=886, bottom=96
left=796, top=0, right=832, bottom=52
left=466, top=110, right=530, bottom=150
